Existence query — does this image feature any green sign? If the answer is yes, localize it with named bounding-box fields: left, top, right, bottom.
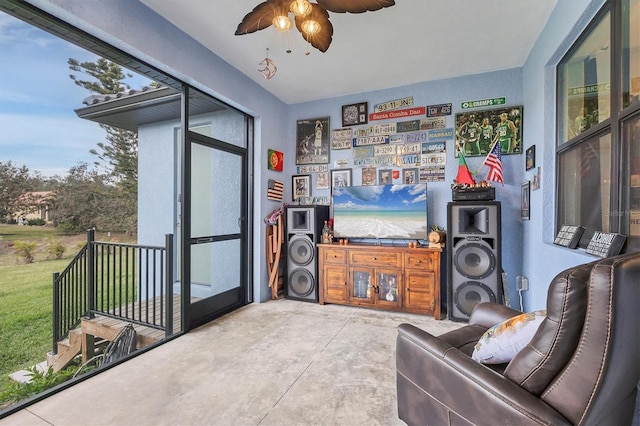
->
left=567, top=83, right=610, bottom=96
left=461, top=97, right=506, bottom=109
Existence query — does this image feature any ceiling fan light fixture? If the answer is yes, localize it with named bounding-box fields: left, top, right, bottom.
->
left=301, top=19, right=321, bottom=35
left=289, top=0, right=312, bottom=17
left=272, top=14, right=293, bottom=31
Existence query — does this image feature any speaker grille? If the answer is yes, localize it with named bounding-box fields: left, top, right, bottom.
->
left=453, top=242, right=496, bottom=279
left=454, top=281, right=497, bottom=316
left=288, top=236, right=314, bottom=266
left=288, top=268, right=314, bottom=297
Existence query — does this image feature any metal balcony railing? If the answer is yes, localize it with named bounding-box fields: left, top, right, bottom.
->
left=52, top=230, right=174, bottom=354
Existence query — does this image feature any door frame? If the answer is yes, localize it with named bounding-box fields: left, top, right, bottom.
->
left=180, top=86, right=253, bottom=331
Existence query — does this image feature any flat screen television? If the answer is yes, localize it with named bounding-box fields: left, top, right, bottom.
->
left=332, top=183, right=428, bottom=240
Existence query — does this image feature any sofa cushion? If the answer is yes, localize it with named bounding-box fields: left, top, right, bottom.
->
left=504, top=261, right=594, bottom=395
left=472, top=310, right=546, bottom=364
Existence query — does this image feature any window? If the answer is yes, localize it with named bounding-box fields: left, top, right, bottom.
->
left=625, top=114, right=640, bottom=248
left=557, top=0, right=640, bottom=252
left=558, top=132, right=611, bottom=234
left=557, top=11, right=610, bottom=144
left=622, top=0, right=640, bottom=108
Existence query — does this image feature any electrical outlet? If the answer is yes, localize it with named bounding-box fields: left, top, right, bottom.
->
left=516, top=276, right=529, bottom=291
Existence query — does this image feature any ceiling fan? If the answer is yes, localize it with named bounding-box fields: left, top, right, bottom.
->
left=235, top=0, right=396, bottom=53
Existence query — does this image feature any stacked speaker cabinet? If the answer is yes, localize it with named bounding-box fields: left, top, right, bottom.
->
left=447, top=201, right=502, bottom=322
left=285, top=205, right=329, bottom=302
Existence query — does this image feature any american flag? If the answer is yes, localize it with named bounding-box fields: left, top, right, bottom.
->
left=484, top=141, right=504, bottom=185
left=267, top=179, right=284, bottom=201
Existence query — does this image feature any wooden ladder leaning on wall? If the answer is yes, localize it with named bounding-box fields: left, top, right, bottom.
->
left=266, top=214, right=284, bottom=299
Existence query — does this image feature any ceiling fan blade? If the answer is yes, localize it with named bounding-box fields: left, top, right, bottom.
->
left=295, top=3, right=333, bottom=52
left=235, top=0, right=290, bottom=35
left=316, top=0, right=395, bottom=14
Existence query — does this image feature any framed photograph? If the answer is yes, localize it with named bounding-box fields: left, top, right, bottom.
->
left=342, top=102, right=368, bottom=127
left=378, top=169, right=393, bottom=184
left=362, top=166, right=376, bottom=186
left=296, top=117, right=330, bottom=165
left=531, top=166, right=541, bottom=190
left=455, top=105, right=523, bottom=157
left=331, top=168, right=352, bottom=190
left=292, top=175, right=311, bottom=200
left=526, top=145, right=536, bottom=170
left=521, top=181, right=530, bottom=220
left=403, top=168, right=418, bottom=184
left=316, top=171, right=329, bottom=190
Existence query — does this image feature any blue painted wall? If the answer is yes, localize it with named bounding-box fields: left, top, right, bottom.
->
left=30, top=0, right=607, bottom=310
left=520, top=0, right=606, bottom=310
left=286, top=69, right=527, bottom=306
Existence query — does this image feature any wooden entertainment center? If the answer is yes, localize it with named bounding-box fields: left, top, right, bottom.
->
left=317, top=243, right=442, bottom=319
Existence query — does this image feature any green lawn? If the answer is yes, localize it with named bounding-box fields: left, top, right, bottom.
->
left=0, top=224, right=136, bottom=409
left=0, top=258, right=70, bottom=401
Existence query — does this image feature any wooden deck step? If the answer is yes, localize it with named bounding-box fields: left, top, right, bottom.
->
left=80, top=316, right=163, bottom=350
left=48, top=295, right=182, bottom=372
left=48, top=329, right=83, bottom=372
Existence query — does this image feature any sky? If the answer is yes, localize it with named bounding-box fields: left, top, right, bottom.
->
left=0, top=11, right=150, bottom=178
left=333, top=184, right=427, bottom=211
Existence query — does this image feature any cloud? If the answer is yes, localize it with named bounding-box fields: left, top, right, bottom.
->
left=342, top=185, right=385, bottom=202
left=0, top=112, right=105, bottom=176
left=0, top=14, right=54, bottom=48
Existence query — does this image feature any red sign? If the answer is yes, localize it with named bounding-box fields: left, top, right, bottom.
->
left=369, top=106, right=426, bottom=122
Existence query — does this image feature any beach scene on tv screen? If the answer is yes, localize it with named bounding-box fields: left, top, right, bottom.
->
left=332, top=184, right=428, bottom=239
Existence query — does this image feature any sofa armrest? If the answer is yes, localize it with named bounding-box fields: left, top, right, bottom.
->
left=396, top=323, right=570, bottom=426
left=468, top=302, right=522, bottom=328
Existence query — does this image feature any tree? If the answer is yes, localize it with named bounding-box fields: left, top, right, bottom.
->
left=68, top=58, right=132, bottom=95
left=68, top=58, right=138, bottom=233
left=0, top=161, right=40, bottom=220
left=52, top=163, right=105, bottom=232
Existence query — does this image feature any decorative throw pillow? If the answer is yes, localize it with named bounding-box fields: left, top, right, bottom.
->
left=472, top=310, right=546, bottom=364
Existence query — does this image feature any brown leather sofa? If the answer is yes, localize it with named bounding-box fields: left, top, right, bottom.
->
left=396, top=252, right=640, bottom=425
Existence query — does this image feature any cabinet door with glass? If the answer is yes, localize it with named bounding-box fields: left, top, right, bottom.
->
left=376, top=269, right=402, bottom=309
left=350, top=267, right=375, bottom=304
left=349, top=267, right=401, bottom=307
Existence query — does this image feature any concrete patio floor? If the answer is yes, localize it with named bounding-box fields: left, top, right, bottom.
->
left=1, top=299, right=461, bottom=425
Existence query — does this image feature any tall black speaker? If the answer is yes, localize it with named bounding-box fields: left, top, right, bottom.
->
left=285, top=205, right=329, bottom=302
left=447, top=201, right=502, bottom=322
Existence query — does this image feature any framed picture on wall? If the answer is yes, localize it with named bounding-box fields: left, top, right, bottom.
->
left=316, top=172, right=329, bottom=190
left=342, top=102, right=368, bottom=127
left=292, top=175, right=311, bottom=200
left=362, top=166, right=376, bottom=186
left=296, top=117, right=330, bottom=165
left=378, top=169, right=393, bottom=184
left=521, top=181, right=530, bottom=220
left=455, top=105, right=523, bottom=157
left=403, top=168, right=418, bottom=184
left=526, top=145, right=536, bottom=170
left=331, top=168, right=352, bottom=190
